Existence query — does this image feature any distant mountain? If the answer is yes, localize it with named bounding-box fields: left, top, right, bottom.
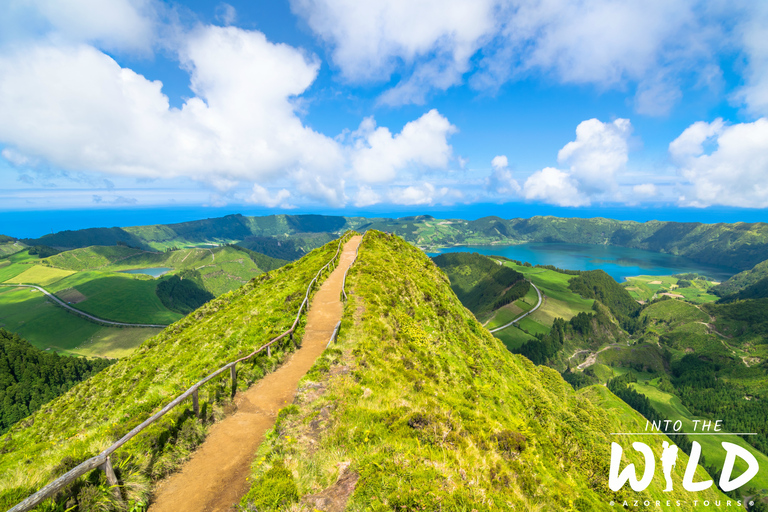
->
left=713, top=258, right=768, bottom=297
left=22, top=213, right=768, bottom=270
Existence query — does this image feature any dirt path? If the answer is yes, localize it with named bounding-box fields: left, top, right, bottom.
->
left=148, top=236, right=362, bottom=512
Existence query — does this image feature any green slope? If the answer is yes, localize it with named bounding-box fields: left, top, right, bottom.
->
left=240, top=231, right=727, bottom=511
left=20, top=213, right=768, bottom=271
left=713, top=259, right=768, bottom=296
left=0, top=236, right=349, bottom=510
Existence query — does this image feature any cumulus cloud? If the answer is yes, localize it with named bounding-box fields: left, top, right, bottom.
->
left=354, top=185, right=381, bottom=207
left=248, top=184, right=292, bottom=208
left=215, top=3, right=237, bottom=26
left=486, top=155, right=520, bottom=196
left=0, top=27, right=346, bottom=187
left=733, top=3, right=768, bottom=116
left=292, top=0, right=739, bottom=111
left=520, top=118, right=633, bottom=206
left=557, top=118, right=632, bottom=194
left=292, top=0, right=496, bottom=103
left=523, top=167, right=589, bottom=207
left=1, top=0, right=158, bottom=52
left=388, top=182, right=461, bottom=206
left=671, top=118, right=768, bottom=207
left=633, top=183, right=658, bottom=197
left=349, top=109, right=456, bottom=183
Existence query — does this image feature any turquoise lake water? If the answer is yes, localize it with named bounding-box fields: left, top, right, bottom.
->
left=427, top=244, right=735, bottom=283
left=118, top=267, right=172, bottom=278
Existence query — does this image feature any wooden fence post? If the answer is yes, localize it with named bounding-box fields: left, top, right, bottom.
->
left=230, top=364, right=237, bottom=398
left=100, top=457, right=124, bottom=504
left=192, top=389, right=199, bottom=418
left=267, top=345, right=271, bottom=357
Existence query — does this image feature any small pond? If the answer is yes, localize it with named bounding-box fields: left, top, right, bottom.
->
left=118, top=267, right=173, bottom=278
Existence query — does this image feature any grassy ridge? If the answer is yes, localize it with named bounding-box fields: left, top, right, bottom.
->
left=239, top=231, right=726, bottom=511
left=0, top=235, right=350, bottom=510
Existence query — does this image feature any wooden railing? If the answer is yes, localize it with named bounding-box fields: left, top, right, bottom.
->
left=8, top=233, right=353, bottom=512
left=341, top=230, right=365, bottom=302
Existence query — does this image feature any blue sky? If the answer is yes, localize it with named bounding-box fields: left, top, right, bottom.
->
left=0, top=0, right=767, bottom=220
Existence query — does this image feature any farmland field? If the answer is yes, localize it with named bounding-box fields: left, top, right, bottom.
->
left=0, top=286, right=158, bottom=357
left=5, top=265, right=75, bottom=286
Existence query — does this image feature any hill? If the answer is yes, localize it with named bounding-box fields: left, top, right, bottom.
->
left=432, top=252, right=529, bottom=318
left=20, top=213, right=768, bottom=271
left=0, top=236, right=348, bottom=510
left=0, top=329, right=113, bottom=435
left=713, top=258, right=768, bottom=296
left=1, top=232, right=731, bottom=511
left=239, top=231, right=726, bottom=510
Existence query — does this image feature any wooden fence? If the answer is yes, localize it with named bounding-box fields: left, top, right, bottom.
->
left=341, top=230, right=365, bottom=302
left=8, top=233, right=353, bottom=512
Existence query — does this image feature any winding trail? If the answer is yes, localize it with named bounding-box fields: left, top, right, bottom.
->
left=0, top=283, right=168, bottom=328
left=488, top=282, right=543, bottom=333
left=148, top=235, right=362, bottom=512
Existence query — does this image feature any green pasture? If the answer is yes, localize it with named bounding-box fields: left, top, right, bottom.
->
left=492, top=325, right=536, bottom=351
left=0, top=286, right=157, bottom=356
left=624, top=275, right=719, bottom=304
left=632, top=381, right=768, bottom=493
left=643, top=298, right=710, bottom=325
left=5, top=265, right=75, bottom=286
left=47, top=271, right=182, bottom=325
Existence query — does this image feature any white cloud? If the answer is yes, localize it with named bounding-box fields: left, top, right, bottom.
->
left=557, top=118, right=632, bottom=195
left=491, top=155, right=508, bottom=170
left=388, top=182, right=461, bottom=206
left=671, top=118, right=768, bottom=207
left=215, top=3, right=237, bottom=26
left=353, top=185, right=381, bottom=207
left=0, top=26, right=344, bottom=188
left=2, top=0, right=157, bottom=53
left=523, top=167, right=589, bottom=207
left=349, top=109, right=456, bottom=183
left=248, top=184, right=292, bottom=208
left=633, top=183, right=658, bottom=197
left=486, top=155, right=520, bottom=196
left=733, top=3, right=768, bottom=116
left=292, top=0, right=731, bottom=111
left=291, top=0, right=496, bottom=104
left=518, top=118, right=633, bottom=206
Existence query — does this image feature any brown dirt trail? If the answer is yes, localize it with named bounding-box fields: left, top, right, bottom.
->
left=148, top=236, right=362, bottom=512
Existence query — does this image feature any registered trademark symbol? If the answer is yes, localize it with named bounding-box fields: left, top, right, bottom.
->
left=609, top=502, right=615, bottom=506
left=750, top=502, right=755, bottom=506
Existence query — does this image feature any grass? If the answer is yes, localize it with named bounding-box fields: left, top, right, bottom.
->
left=493, top=325, right=537, bottom=351
left=240, top=231, right=727, bottom=511
left=46, top=271, right=182, bottom=325
left=0, top=235, right=351, bottom=511
left=4, top=265, right=75, bottom=286
left=0, top=286, right=156, bottom=356
left=623, top=275, right=720, bottom=304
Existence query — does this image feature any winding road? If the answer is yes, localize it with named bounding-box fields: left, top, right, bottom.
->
left=488, top=282, right=543, bottom=333
left=0, top=283, right=169, bottom=328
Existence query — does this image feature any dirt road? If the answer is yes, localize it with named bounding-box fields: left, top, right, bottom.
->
left=148, top=235, right=362, bottom=512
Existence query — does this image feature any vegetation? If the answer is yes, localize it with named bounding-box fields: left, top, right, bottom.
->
left=0, top=329, right=113, bottom=435
left=21, top=213, right=768, bottom=271
left=155, top=271, right=214, bottom=315
left=433, top=252, right=529, bottom=318
left=27, top=246, right=61, bottom=258
left=0, top=235, right=349, bottom=511
left=713, top=258, right=768, bottom=296
left=623, top=274, right=720, bottom=304
left=240, top=231, right=726, bottom=511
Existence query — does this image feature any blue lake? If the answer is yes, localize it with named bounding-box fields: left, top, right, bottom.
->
left=118, top=267, right=172, bottom=278
left=427, top=244, right=735, bottom=283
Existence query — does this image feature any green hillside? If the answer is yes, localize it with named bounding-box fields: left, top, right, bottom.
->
left=0, top=329, right=113, bottom=435
left=433, top=252, right=529, bottom=318
left=240, top=232, right=726, bottom=511
left=0, top=236, right=349, bottom=511
left=20, top=213, right=768, bottom=271
left=713, top=259, right=768, bottom=296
